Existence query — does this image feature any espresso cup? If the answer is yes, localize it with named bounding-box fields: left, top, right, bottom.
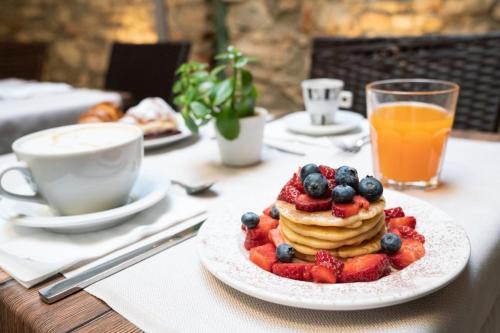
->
left=0, top=123, right=143, bottom=215
left=301, top=78, right=353, bottom=125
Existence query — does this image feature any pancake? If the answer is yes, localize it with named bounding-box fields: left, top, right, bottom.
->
left=275, top=197, right=385, bottom=227
left=281, top=216, right=385, bottom=250
left=280, top=212, right=383, bottom=242
left=291, top=229, right=386, bottom=260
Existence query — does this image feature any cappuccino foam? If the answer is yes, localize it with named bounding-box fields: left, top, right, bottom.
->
left=18, top=125, right=140, bottom=154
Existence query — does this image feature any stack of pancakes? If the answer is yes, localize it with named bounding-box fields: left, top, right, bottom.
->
left=275, top=198, right=386, bottom=261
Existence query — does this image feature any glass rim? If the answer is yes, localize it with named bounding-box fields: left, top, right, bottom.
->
left=366, top=78, right=459, bottom=96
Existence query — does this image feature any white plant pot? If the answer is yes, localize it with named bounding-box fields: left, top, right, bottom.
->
left=215, top=107, right=267, bottom=167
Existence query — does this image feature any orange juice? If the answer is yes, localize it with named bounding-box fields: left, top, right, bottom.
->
left=369, top=102, right=453, bottom=182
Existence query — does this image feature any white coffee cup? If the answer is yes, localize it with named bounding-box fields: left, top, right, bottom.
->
left=301, top=78, right=353, bottom=125
left=0, top=123, right=143, bottom=215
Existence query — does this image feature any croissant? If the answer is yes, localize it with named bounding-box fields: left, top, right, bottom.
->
left=79, top=102, right=123, bottom=123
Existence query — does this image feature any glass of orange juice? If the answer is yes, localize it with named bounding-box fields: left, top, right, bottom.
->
left=366, top=79, right=459, bottom=189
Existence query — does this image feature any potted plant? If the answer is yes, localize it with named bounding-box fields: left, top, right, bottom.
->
left=173, top=46, right=267, bottom=166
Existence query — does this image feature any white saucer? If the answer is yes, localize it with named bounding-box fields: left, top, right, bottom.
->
left=0, top=173, right=169, bottom=233
left=284, top=110, right=365, bottom=136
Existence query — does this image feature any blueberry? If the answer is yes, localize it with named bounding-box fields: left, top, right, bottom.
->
left=300, top=163, right=320, bottom=183
left=381, top=233, right=402, bottom=254
left=270, top=206, right=280, bottom=220
left=358, top=176, right=383, bottom=202
left=303, top=173, right=329, bottom=198
left=241, top=212, right=259, bottom=229
left=276, top=243, right=295, bottom=262
left=335, top=166, right=359, bottom=190
left=332, top=184, right=356, bottom=203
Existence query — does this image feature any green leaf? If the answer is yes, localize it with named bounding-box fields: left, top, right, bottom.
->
left=190, top=101, right=210, bottom=118
left=215, top=114, right=239, bottom=140
left=211, top=65, right=226, bottom=78
left=172, top=80, right=183, bottom=94
left=215, top=54, right=229, bottom=61
left=173, top=95, right=186, bottom=106
left=181, top=110, right=199, bottom=134
left=213, top=79, right=234, bottom=105
left=235, top=57, right=248, bottom=68
left=240, top=69, right=253, bottom=94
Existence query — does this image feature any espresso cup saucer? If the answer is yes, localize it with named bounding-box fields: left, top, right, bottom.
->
left=284, top=110, right=365, bottom=136
left=0, top=173, right=169, bottom=233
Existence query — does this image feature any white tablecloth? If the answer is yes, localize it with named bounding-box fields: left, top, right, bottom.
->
left=0, top=80, right=122, bottom=154
left=58, top=126, right=500, bottom=333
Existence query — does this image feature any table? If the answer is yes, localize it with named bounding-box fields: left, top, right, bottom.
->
left=0, top=129, right=499, bottom=333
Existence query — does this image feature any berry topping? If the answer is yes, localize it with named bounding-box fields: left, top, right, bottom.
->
left=263, top=204, right=274, bottom=216
left=335, top=166, right=359, bottom=190
left=278, top=184, right=300, bottom=204
left=319, top=165, right=336, bottom=179
left=332, top=202, right=360, bottom=218
left=311, top=265, right=337, bottom=283
left=389, top=239, right=425, bottom=269
left=380, top=233, right=402, bottom=254
left=384, top=207, right=405, bottom=220
left=290, top=172, right=305, bottom=193
left=315, top=250, right=344, bottom=275
left=276, top=243, right=295, bottom=263
left=300, top=163, right=321, bottom=182
left=241, top=212, right=259, bottom=229
left=303, top=173, right=329, bottom=198
left=358, top=176, right=383, bottom=202
left=249, top=243, right=277, bottom=272
left=353, top=195, right=370, bottom=210
left=332, top=184, right=356, bottom=203
left=269, top=206, right=280, bottom=220
left=338, top=254, right=390, bottom=283
left=271, top=263, right=314, bottom=281
left=295, top=194, right=333, bottom=212
left=244, top=215, right=279, bottom=250
left=390, top=225, right=425, bottom=244
left=268, top=228, right=285, bottom=247
left=387, top=216, right=416, bottom=230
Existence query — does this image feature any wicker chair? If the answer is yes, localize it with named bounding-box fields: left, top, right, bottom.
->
left=310, top=33, right=500, bottom=132
left=0, top=42, right=47, bottom=80
left=105, top=41, right=191, bottom=106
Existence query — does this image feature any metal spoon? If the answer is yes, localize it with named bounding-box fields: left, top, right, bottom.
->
left=171, top=180, right=215, bottom=195
left=332, top=134, right=371, bottom=153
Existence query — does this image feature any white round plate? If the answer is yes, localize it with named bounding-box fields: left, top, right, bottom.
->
left=198, top=190, right=470, bottom=310
left=285, top=110, right=365, bottom=136
left=144, top=114, right=192, bottom=149
left=1, top=173, right=168, bottom=233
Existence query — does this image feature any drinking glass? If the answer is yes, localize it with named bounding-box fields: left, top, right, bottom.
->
left=366, top=79, right=459, bottom=190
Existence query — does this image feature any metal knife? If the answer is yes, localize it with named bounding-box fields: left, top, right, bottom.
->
left=39, top=220, right=205, bottom=304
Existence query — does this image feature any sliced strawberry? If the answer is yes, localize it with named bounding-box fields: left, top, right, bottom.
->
left=249, top=243, right=277, bottom=272
left=384, top=207, right=405, bottom=220
left=290, top=172, right=305, bottom=193
left=390, top=225, right=425, bottom=244
left=244, top=215, right=278, bottom=250
left=326, top=178, right=336, bottom=192
left=259, top=214, right=279, bottom=232
left=295, top=194, right=332, bottom=212
left=388, top=216, right=416, bottom=230
left=389, top=239, right=425, bottom=269
left=353, top=195, right=370, bottom=210
left=332, top=202, right=360, bottom=218
left=278, top=185, right=300, bottom=204
left=244, top=237, right=268, bottom=250
left=268, top=228, right=285, bottom=247
left=272, top=263, right=314, bottom=281
left=263, top=204, right=273, bottom=216
left=315, top=250, right=344, bottom=275
left=339, top=254, right=390, bottom=283
left=311, top=265, right=337, bottom=283
left=319, top=165, right=336, bottom=179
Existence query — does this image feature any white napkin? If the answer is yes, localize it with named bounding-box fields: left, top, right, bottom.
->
left=0, top=193, right=207, bottom=287
left=0, top=81, right=72, bottom=100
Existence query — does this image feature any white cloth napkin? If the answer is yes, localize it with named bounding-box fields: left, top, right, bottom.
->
left=0, top=80, right=72, bottom=100
left=0, top=193, right=207, bottom=287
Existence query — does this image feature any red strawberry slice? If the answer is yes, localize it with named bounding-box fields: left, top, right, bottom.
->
left=278, top=185, right=300, bottom=204
left=244, top=215, right=278, bottom=250
left=353, top=195, right=370, bottom=210
left=319, top=165, right=335, bottom=179
left=388, top=216, right=416, bottom=230
left=338, top=254, right=390, bottom=283
left=390, top=225, right=425, bottom=244
left=268, top=228, right=285, bottom=247
left=290, top=172, right=305, bottom=193
left=384, top=207, right=405, bottom=220
left=315, top=250, right=344, bottom=275
left=326, top=179, right=336, bottom=192
left=249, top=243, right=277, bottom=272
left=389, top=239, right=425, bottom=269
left=295, top=194, right=332, bottom=212
left=263, top=204, right=274, bottom=216
left=332, top=202, right=360, bottom=218
left=311, top=265, right=337, bottom=283
left=272, top=263, right=314, bottom=281
left=259, top=214, right=279, bottom=231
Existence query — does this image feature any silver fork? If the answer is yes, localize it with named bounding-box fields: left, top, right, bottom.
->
left=332, top=134, right=371, bottom=153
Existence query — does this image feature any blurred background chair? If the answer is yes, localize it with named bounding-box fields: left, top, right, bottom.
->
left=105, top=41, right=191, bottom=107
left=0, top=42, right=47, bottom=80
left=310, top=33, right=500, bottom=132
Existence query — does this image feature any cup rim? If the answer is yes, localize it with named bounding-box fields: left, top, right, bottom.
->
left=301, top=78, right=344, bottom=89
left=366, top=78, right=459, bottom=95
left=12, top=123, right=143, bottom=157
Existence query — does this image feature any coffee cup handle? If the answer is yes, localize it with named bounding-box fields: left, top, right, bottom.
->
left=338, top=91, right=353, bottom=109
left=0, top=161, right=45, bottom=204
